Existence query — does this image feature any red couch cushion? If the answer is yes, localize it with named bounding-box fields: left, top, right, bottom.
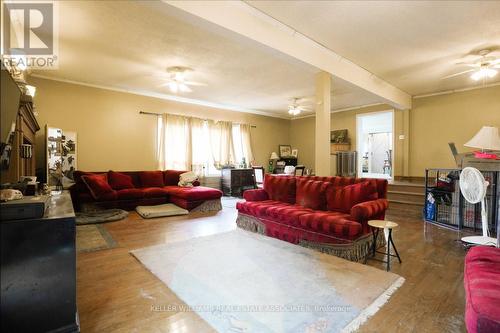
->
left=164, top=170, right=187, bottom=186
left=236, top=200, right=285, bottom=217
left=266, top=205, right=315, bottom=226
left=108, top=171, right=135, bottom=190
left=264, top=174, right=296, bottom=204
left=116, top=188, right=145, bottom=200
left=465, top=246, right=500, bottom=333
left=139, top=171, right=164, bottom=187
left=326, top=180, right=379, bottom=213
left=298, top=212, right=361, bottom=239
left=142, top=187, right=169, bottom=198
left=81, top=174, right=114, bottom=200
left=296, top=179, right=330, bottom=210
left=163, top=186, right=222, bottom=201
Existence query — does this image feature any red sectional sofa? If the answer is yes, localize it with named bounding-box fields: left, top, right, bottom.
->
left=464, top=246, right=500, bottom=333
left=236, top=174, right=388, bottom=262
left=70, top=170, right=222, bottom=213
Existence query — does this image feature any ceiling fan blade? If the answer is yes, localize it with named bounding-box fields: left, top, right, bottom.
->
left=184, top=81, right=207, bottom=86
left=179, top=83, right=192, bottom=93
left=442, top=69, right=476, bottom=79
left=455, top=62, right=480, bottom=67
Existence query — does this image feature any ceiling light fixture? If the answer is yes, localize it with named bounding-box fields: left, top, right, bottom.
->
left=288, top=106, right=301, bottom=116
left=470, top=67, right=498, bottom=81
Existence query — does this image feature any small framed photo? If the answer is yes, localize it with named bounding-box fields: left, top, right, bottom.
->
left=291, top=149, right=298, bottom=158
left=279, top=145, right=292, bottom=158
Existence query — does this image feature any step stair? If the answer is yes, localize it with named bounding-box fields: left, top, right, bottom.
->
left=386, top=181, right=425, bottom=219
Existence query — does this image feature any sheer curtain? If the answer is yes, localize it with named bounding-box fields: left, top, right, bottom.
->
left=157, top=114, right=253, bottom=174
left=239, top=123, right=255, bottom=166
left=209, top=120, right=234, bottom=169
left=190, top=117, right=207, bottom=177
left=157, top=113, right=191, bottom=170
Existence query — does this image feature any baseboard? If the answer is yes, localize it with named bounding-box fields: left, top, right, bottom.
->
left=393, top=176, right=425, bottom=183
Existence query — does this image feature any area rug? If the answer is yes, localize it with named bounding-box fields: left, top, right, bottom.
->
left=131, top=229, right=404, bottom=332
left=76, top=208, right=128, bottom=225
left=76, top=224, right=117, bottom=252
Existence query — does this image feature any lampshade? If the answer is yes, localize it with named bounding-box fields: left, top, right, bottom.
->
left=270, top=152, right=279, bottom=160
left=464, top=126, right=500, bottom=151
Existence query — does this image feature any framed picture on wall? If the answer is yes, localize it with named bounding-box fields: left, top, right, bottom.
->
left=279, top=145, right=292, bottom=158
left=331, top=129, right=348, bottom=143
left=291, top=149, right=298, bottom=158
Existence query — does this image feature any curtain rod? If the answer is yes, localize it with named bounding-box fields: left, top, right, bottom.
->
left=139, top=111, right=256, bottom=128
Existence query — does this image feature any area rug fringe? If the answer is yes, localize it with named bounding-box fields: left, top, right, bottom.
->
left=236, top=213, right=386, bottom=262
left=341, top=276, right=405, bottom=333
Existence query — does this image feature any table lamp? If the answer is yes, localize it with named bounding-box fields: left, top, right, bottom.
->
left=464, top=126, right=500, bottom=159
left=269, top=152, right=279, bottom=172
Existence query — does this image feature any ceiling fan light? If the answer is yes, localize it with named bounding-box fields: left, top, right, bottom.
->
left=179, top=83, right=190, bottom=92
left=471, top=68, right=498, bottom=81
left=168, top=81, right=178, bottom=93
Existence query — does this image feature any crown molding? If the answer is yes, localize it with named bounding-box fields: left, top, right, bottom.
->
left=29, top=74, right=292, bottom=120
left=413, top=82, right=500, bottom=99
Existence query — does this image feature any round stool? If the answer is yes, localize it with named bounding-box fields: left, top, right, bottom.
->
left=366, top=220, right=402, bottom=271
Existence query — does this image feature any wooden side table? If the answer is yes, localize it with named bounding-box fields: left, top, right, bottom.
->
left=365, top=220, right=402, bottom=271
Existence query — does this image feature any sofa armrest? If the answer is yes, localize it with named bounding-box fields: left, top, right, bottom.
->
left=243, top=189, right=269, bottom=202
left=350, top=199, right=388, bottom=222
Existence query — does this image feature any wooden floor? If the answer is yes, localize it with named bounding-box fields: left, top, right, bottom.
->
left=76, top=201, right=467, bottom=333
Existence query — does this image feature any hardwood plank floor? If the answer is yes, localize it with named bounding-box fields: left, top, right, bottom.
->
left=76, top=202, right=467, bottom=332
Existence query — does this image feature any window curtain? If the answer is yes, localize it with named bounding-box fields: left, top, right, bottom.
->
left=190, top=117, right=207, bottom=177
left=239, top=123, right=255, bottom=166
left=157, top=113, right=191, bottom=171
left=209, top=120, right=234, bottom=169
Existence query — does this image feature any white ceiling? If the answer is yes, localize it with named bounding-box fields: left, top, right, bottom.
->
left=30, top=1, right=500, bottom=117
left=31, top=0, right=382, bottom=118
left=247, top=0, right=500, bottom=96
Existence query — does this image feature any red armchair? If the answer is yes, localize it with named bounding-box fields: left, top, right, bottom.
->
left=236, top=175, right=389, bottom=262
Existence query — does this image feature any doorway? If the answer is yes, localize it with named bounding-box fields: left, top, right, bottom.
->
left=356, top=111, right=394, bottom=179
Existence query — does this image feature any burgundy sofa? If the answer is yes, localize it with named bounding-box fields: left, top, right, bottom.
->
left=236, top=174, right=388, bottom=262
left=70, top=170, right=222, bottom=213
left=464, top=246, right=500, bottom=333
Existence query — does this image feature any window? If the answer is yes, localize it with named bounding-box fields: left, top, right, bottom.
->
left=157, top=115, right=252, bottom=177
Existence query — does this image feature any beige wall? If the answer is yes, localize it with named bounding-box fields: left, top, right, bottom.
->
left=409, top=85, right=500, bottom=176
left=30, top=77, right=290, bottom=173
left=290, top=85, right=500, bottom=177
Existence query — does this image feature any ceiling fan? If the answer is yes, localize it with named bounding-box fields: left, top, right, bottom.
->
left=288, top=97, right=312, bottom=116
left=158, top=66, right=206, bottom=93
left=443, top=49, right=500, bottom=81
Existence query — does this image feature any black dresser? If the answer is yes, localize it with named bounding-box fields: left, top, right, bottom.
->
left=221, top=168, right=255, bottom=197
left=1, top=192, right=79, bottom=333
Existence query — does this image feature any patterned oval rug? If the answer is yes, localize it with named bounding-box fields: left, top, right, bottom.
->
left=76, top=209, right=128, bottom=225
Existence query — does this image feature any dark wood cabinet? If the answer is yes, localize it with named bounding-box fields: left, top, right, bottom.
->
left=1, top=192, right=79, bottom=333
left=1, top=96, right=40, bottom=184
left=221, top=168, right=255, bottom=197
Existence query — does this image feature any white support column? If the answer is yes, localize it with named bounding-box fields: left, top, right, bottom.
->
left=315, top=71, right=331, bottom=176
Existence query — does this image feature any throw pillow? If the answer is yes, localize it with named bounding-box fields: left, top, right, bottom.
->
left=81, top=173, right=114, bottom=200
left=326, top=180, right=379, bottom=213
left=108, top=171, right=135, bottom=190
left=178, top=171, right=199, bottom=187
left=139, top=171, right=164, bottom=187
left=295, top=178, right=331, bottom=210
left=263, top=174, right=296, bottom=204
